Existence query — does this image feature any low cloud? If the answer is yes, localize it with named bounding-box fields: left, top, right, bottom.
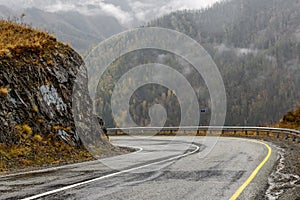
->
left=97, top=1, right=133, bottom=27
left=0, top=0, right=221, bottom=27
left=128, top=0, right=221, bottom=25
left=38, top=0, right=133, bottom=26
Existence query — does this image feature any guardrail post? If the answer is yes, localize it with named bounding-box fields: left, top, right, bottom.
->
left=256, top=130, right=259, bottom=136
left=267, top=131, right=270, bottom=137
left=292, top=135, right=296, bottom=142
left=234, top=130, right=236, bottom=135
left=197, top=129, right=200, bottom=135
left=285, top=133, right=289, bottom=140
left=276, top=132, right=280, bottom=138
left=245, top=130, right=248, bottom=136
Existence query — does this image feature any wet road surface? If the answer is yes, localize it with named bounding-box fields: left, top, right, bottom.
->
left=0, top=136, right=277, bottom=200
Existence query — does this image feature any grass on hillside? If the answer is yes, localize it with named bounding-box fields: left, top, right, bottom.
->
left=0, top=130, right=93, bottom=173
left=0, top=20, right=69, bottom=59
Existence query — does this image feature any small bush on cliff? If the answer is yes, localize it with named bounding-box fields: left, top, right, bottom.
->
left=278, top=106, right=300, bottom=130
left=0, top=87, right=8, bottom=95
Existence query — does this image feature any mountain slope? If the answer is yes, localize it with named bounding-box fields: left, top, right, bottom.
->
left=93, top=0, right=300, bottom=127
left=146, top=0, right=300, bottom=125
left=0, top=5, right=125, bottom=54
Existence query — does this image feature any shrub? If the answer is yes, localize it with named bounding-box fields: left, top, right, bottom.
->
left=22, top=124, right=33, bottom=135
left=32, top=105, right=38, bottom=112
left=33, top=134, right=43, bottom=142
left=0, top=87, right=8, bottom=95
left=283, top=111, right=295, bottom=122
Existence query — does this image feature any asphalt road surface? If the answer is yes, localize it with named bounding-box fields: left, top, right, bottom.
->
left=0, top=136, right=277, bottom=200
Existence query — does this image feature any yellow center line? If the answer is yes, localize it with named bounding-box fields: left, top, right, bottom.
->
left=229, top=138, right=272, bottom=200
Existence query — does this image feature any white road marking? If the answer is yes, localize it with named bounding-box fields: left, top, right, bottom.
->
left=21, top=144, right=199, bottom=200
left=0, top=146, right=142, bottom=178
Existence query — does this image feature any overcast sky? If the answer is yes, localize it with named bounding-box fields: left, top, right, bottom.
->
left=0, top=0, right=222, bottom=27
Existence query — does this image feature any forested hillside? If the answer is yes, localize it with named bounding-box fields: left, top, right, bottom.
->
left=147, top=0, right=300, bottom=126
left=94, top=0, right=300, bottom=127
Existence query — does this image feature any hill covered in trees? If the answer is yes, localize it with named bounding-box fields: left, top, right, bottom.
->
left=93, top=0, right=300, bottom=127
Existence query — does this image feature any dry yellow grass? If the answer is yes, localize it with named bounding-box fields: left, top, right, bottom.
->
left=0, top=134, right=93, bottom=172
left=0, top=20, right=71, bottom=64
left=0, top=20, right=56, bottom=54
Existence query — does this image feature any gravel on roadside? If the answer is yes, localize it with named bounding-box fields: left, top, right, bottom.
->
left=254, top=137, right=300, bottom=200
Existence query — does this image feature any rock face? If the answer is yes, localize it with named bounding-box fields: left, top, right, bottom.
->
left=0, top=21, right=109, bottom=150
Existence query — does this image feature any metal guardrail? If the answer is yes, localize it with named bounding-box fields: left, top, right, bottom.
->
left=107, top=126, right=300, bottom=143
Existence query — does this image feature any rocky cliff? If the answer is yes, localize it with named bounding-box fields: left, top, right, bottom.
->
left=0, top=20, right=114, bottom=171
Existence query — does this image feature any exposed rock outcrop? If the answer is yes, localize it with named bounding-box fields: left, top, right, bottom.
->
left=0, top=21, right=113, bottom=169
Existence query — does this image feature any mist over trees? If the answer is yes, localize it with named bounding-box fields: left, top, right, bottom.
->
left=93, top=0, right=300, bottom=127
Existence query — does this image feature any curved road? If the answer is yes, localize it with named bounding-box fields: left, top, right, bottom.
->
left=0, top=136, right=277, bottom=200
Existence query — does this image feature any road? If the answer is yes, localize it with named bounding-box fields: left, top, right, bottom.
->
left=0, top=136, right=277, bottom=200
